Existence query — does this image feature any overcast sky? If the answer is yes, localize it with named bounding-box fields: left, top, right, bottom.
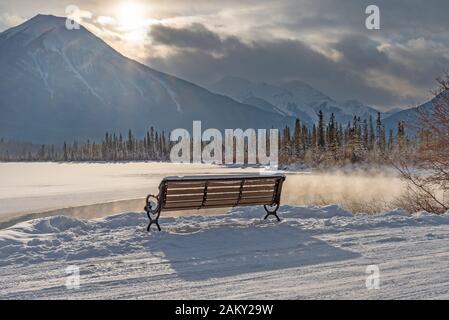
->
left=1, top=0, right=449, bottom=110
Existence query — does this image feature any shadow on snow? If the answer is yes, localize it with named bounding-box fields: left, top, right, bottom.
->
left=149, top=223, right=360, bottom=281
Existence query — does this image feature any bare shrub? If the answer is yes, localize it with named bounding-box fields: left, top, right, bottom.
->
left=394, top=74, right=449, bottom=214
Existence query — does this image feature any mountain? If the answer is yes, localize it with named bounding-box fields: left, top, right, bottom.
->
left=210, top=76, right=316, bottom=127
left=383, top=107, right=420, bottom=136
left=0, top=15, right=295, bottom=143
left=337, top=99, right=384, bottom=121
left=210, top=76, right=384, bottom=126
left=383, top=95, right=444, bottom=136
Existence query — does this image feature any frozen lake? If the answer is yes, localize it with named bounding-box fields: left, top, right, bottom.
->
left=0, top=162, right=264, bottom=226
left=0, top=162, right=406, bottom=228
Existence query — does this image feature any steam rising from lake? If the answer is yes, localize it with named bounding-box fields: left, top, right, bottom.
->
left=282, top=170, right=406, bottom=213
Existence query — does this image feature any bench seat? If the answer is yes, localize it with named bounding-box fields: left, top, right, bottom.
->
left=144, top=174, right=286, bottom=231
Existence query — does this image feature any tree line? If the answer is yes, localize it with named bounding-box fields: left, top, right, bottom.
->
left=0, top=112, right=410, bottom=165
left=0, top=128, right=170, bottom=162
left=279, top=111, right=410, bottom=166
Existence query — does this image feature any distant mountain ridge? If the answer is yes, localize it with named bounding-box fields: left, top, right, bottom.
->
left=382, top=93, right=448, bottom=136
left=0, top=15, right=296, bottom=143
left=209, top=76, right=388, bottom=127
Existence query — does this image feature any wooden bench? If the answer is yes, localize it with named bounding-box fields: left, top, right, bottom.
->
left=144, top=174, right=286, bottom=231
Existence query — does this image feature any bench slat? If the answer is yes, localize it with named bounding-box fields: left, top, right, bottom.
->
left=205, top=197, right=273, bottom=206
left=239, top=197, right=274, bottom=203
left=204, top=199, right=238, bottom=206
left=241, top=186, right=275, bottom=192
left=207, top=180, right=242, bottom=187
left=206, top=193, right=239, bottom=200
left=166, top=188, right=205, bottom=195
left=243, top=179, right=277, bottom=186
left=165, top=182, right=206, bottom=189
left=205, top=187, right=241, bottom=193
left=204, top=186, right=274, bottom=193
left=163, top=201, right=275, bottom=211
left=163, top=201, right=203, bottom=209
left=165, top=194, right=205, bottom=202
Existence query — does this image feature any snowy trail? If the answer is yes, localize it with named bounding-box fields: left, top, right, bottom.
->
left=1, top=205, right=449, bottom=299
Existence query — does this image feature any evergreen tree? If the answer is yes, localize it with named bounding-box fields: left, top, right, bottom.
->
left=328, top=113, right=338, bottom=160
left=293, top=118, right=302, bottom=158
left=368, top=115, right=375, bottom=150
left=317, top=110, right=325, bottom=149
left=375, top=112, right=383, bottom=151
left=397, top=121, right=405, bottom=150
left=63, top=142, right=68, bottom=161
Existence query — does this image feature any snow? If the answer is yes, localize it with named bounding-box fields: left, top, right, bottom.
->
left=28, top=50, right=54, bottom=99
left=148, top=73, right=183, bottom=113
left=1, top=14, right=63, bottom=41
left=58, top=46, right=105, bottom=103
left=1, top=204, right=449, bottom=299
left=1, top=162, right=447, bottom=299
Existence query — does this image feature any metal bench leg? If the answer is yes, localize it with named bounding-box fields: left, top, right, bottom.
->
left=263, top=204, right=281, bottom=222
left=145, top=209, right=162, bottom=232
left=145, top=193, right=162, bottom=232
left=146, top=215, right=162, bottom=232
left=264, top=212, right=281, bottom=221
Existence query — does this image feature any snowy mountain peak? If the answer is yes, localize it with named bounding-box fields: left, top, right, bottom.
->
left=283, top=79, right=321, bottom=93
left=2, top=14, right=66, bottom=38
left=211, top=76, right=384, bottom=125
left=0, top=14, right=96, bottom=51
left=22, top=14, right=66, bottom=29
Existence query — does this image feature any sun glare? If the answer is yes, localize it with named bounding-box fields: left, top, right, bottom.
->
left=116, top=2, right=146, bottom=29
left=115, top=2, right=149, bottom=43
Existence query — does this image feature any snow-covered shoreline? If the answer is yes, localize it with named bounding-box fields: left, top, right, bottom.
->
left=1, top=205, right=449, bottom=299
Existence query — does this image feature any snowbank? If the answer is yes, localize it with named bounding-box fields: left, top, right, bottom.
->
left=1, top=205, right=448, bottom=268
left=2, top=205, right=449, bottom=299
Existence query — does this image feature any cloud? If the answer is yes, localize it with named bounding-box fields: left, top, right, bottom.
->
left=96, top=15, right=116, bottom=26
left=0, top=13, right=24, bottom=31
left=150, top=23, right=224, bottom=52
left=2, top=0, right=449, bottom=109
left=146, top=20, right=447, bottom=109
left=145, top=0, right=449, bottom=109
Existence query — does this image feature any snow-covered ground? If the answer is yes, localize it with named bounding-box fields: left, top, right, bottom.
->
left=2, top=162, right=445, bottom=299
left=1, top=205, right=449, bottom=299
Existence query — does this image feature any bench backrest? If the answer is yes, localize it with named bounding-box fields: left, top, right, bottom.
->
left=157, top=174, right=285, bottom=211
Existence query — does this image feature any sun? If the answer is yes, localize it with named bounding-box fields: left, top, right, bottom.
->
left=115, top=2, right=149, bottom=43
left=116, top=2, right=146, bottom=29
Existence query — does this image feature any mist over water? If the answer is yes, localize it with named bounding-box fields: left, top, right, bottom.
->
left=48, top=170, right=408, bottom=220
left=282, top=170, right=406, bottom=213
